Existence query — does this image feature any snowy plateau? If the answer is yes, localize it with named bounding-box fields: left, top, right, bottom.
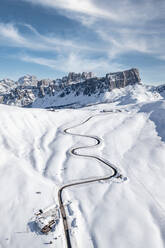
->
left=0, top=69, right=165, bottom=248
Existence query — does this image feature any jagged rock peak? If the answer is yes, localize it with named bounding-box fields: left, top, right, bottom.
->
left=0, top=78, right=15, bottom=85
left=106, top=68, right=141, bottom=89
left=18, top=75, right=38, bottom=86
left=66, top=72, right=95, bottom=84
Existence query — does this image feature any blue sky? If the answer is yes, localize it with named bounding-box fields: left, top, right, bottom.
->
left=0, top=0, right=165, bottom=84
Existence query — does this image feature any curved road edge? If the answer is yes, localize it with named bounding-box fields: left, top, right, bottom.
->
left=58, top=114, right=122, bottom=248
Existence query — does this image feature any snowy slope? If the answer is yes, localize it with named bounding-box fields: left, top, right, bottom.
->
left=32, top=83, right=162, bottom=109
left=0, top=87, right=165, bottom=248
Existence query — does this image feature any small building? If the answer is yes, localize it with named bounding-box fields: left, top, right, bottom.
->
left=35, top=206, right=60, bottom=234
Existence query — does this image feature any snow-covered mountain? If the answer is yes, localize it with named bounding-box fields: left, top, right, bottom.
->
left=0, top=68, right=142, bottom=107
left=1, top=68, right=165, bottom=109
left=0, top=78, right=17, bottom=93
left=17, top=75, right=38, bottom=86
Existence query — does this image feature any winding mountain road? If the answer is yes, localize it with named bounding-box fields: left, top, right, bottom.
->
left=58, top=114, right=121, bottom=248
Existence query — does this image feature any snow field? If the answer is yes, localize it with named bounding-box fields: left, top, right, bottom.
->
left=0, top=87, right=165, bottom=247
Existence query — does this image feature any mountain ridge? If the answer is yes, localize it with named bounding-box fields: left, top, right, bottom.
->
left=0, top=68, right=143, bottom=108
left=1, top=68, right=164, bottom=109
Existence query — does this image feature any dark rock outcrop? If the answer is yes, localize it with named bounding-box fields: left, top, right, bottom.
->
left=67, top=72, right=95, bottom=84
left=106, top=68, right=141, bottom=90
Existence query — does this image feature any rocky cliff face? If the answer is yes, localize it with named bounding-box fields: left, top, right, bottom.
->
left=0, top=68, right=141, bottom=108
left=106, top=68, right=140, bottom=90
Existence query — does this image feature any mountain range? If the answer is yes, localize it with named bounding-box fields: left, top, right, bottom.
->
left=0, top=68, right=165, bottom=108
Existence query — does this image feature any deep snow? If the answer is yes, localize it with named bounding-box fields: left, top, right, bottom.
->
left=0, top=84, right=165, bottom=248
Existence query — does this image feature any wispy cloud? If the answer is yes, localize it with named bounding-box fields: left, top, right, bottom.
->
left=20, top=0, right=165, bottom=61
left=21, top=53, right=123, bottom=75
left=1, top=0, right=165, bottom=78
left=0, top=21, right=120, bottom=75
left=22, top=0, right=165, bottom=23
left=0, top=23, right=29, bottom=46
left=0, top=22, right=101, bottom=53
left=23, top=0, right=119, bottom=22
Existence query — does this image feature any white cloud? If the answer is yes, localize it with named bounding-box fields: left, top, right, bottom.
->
left=98, top=26, right=165, bottom=60
left=20, top=0, right=165, bottom=61
left=0, top=23, right=28, bottom=46
left=0, top=22, right=48, bottom=50
left=23, top=0, right=165, bottom=24
left=1, top=0, right=165, bottom=75
left=23, top=0, right=119, bottom=21
left=96, top=28, right=150, bottom=58
left=0, top=22, right=101, bottom=53
left=21, top=53, right=123, bottom=75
